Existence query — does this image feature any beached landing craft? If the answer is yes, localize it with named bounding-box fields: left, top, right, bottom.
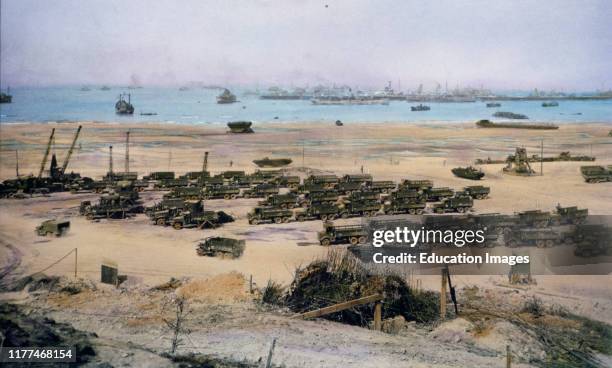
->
left=227, top=121, right=254, bottom=133
left=217, top=88, right=237, bottom=104
left=115, top=93, right=134, bottom=114
left=0, top=87, right=12, bottom=103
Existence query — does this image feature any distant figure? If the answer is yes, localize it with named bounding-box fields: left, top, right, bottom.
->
left=360, top=165, right=364, bottom=174
left=230, top=160, right=233, bottom=167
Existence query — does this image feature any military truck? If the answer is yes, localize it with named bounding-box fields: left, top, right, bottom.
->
left=580, top=165, right=612, bottom=183
left=383, top=198, right=426, bottom=215
left=390, top=189, right=423, bottom=202
left=505, top=228, right=560, bottom=248
left=367, top=181, right=396, bottom=193
left=147, top=198, right=187, bottom=226
left=516, top=210, right=552, bottom=228
left=259, top=193, right=299, bottom=209
left=81, top=194, right=144, bottom=220
left=36, top=220, right=70, bottom=237
left=467, top=213, right=518, bottom=234
left=171, top=200, right=220, bottom=229
left=200, top=175, right=225, bottom=187
left=201, top=185, right=240, bottom=200
left=196, top=237, right=245, bottom=258
left=143, top=171, right=175, bottom=181
left=242, top=183, right=279, bottom=198
left=293, top=183, right=328, bottom=194
left=271, top=175, right=300, bottom=189
left=304, top=174, right=339, bottom=189
left=340, top=200, right=382, bottom=218
left=571, top=225, right=612, bottom=257
left=399, top=179, right=433, bottom=191
left=552, top=205, right=588, bottom=225
left=348, top=191, right=380, bottom=202
left=432, top=196, right=473, bottom=213
left=318, top=222, right=367, bottom=246
left=341, top=174, right=373, bottom=185
left=335, top=181, right=364, bottom=195
left=220, top=170, right=246, bottom=181
left=302, top=191, right=340, bottom=206
left=463, top=186, right=490, bottom=200
left=423, top=187, right=454, bottom=202
left=248, top=207, right=293, bottom=225
left=165, top=186, right=202, bottom=200
left=153, top=177, right=190, bottom=189
left=295, top=203, right=341, bottom=221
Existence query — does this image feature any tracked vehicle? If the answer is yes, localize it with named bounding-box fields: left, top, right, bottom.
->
left=36, top=220, right=70, bottom=237
left=580, top=165, right=612, bottom=183
left=452, top=166, right=485, bottom=180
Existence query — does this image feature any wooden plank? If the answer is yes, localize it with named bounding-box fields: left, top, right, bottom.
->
left=374, top=302, right=382, bottom=331
left=292, top=294, right=384, bottom=320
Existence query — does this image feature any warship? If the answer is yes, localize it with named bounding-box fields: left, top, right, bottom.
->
left=100, top=86, right=111, bottom=91
left=253, top=157, right=292, bottom=168
left=0, top=88, right=12, bottom=103
left=227, top=121, right=254, bottom=133
left=217, top=89, right=237, bottom=104
left=115, top=93, right=134, bottom=114
left=452, top=166, right=485, bottom=180
left=542, top=101, right=559, bottom=107
left=475, top=119, right=558, bottom=130
left=492, top=111, right=529, bottom=119
left=411, top=104, right=431, bottom=111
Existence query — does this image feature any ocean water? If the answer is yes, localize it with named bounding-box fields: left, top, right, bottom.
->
left=1, top=86, right=611, bottom=125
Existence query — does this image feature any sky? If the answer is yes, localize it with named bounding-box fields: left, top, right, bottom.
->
left=1, top=0, right=611, bottom=91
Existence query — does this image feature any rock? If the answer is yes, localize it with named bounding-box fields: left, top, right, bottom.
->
left=382, top=315, right=408, bottom=334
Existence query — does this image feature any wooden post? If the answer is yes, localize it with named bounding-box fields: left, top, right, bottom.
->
left=74, top=248, right=78, bottom=278
left=249, top=274, right=253, bottom=294
left=374, top=302, right=382, bottom=331
left=440, top=268, right=447, bottom=319
left=265, top=337, right=277, bottom=368
left=506, top=345, right=511, bottom=368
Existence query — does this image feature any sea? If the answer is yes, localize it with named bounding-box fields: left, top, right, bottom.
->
left=1, top=86, right=611, bottom=125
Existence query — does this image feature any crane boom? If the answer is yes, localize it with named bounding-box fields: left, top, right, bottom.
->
left=61, top=125, right=82, bottom=174
left=38, top=128, right=56, bottom=178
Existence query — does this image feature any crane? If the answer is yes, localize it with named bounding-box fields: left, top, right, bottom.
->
left=60, top=125, right=82, bottom=176
left=38, top=128, right=56, bottom=178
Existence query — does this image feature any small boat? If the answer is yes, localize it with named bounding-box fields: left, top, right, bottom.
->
left=486, top=102, right=501, bottom=108
left=253, top=157, right=292, bottom=168
left=542, top=101, right=559, bottom=107
left=411, top=104, right=430, bottom=111
left=217, top=89, right=237, bottom=104
left=452, top=166, right=485, bottom=180
left=227, top=121, right=254, bottom=133
left=80, top=86, right=91, bottom=92
left=140, top=112, right=157, bottom=116
left=100, top=86, right=111, bottom=91
left=115, top=93, right=134, bottom=114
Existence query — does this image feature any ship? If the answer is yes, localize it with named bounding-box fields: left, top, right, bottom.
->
left=0, top=88, right=12, bottom=103
left=80, top=86, right=91, bottom=92
left=100, top=86, right=111, bottom=91
left=492, top=111, right=529, bottom=119
left=311, top=96, right=389, bottom=105
left=217, top=89, right=237, bottom=104
left=476, top=119, right=558, bottom=130
left=227, top=121, right=254, bottom=133
left=542, top=101, right=559, bottom=107
left=115, top=93, right=134, bottom=114
left=253, top=157, right=292, bottom=168
left=452, top=166, right=485, bottom=180
left=411, top=104, right=431, bottom=111
left=486, top=102, right=501, bottom=108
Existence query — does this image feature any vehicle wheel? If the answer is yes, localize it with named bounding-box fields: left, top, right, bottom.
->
left=536, top=240, right=546, bottom=248
left=156, top=218, right=166, bottom=226
left=416, top=209, right=424, bottom=215
left=341, top=212, right=349, bottom=219
left=328, top=214, right=336, bottom=220
left=358, top=236, right=366, bottom=244
left=457, top=207, right=465, bottom=213
left=250, top=219, right=259, bottom=225
left=546, top=240, right=554, bottom=247
left=298, top=215, right=305, bottom=222
left=230, top=194, right=237, bottom=199
left=224, top=194, right=230, bottom=200
left=274, top=217, right=282, bottom=224
left=320, top=238, right=331, bottom=246
left=173, top=222, right=183, bottom=230
left=280, top=203, right=287, bottom=209
left=86, top=213, right=94, bottom=220
left=321, top=214, right=328, bottom=221
left=507, top=240, right=518, bottom=248
left=282, top=217, right=290, bottom=223
left=408, top=208, right=416, bottom=215
left=350, top=237, right=359, bottom=245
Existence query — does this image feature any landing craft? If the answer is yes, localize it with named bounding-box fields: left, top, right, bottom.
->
left=115, top=93, right=134, bottom=114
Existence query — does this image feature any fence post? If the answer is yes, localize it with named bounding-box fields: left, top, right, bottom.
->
left=74, top=248, right=78, bottom=278
left=265, top=338, right=277, bottom=368
left=374, top=302, right=382, bottom=331
left=506, top=345, right=511, bottom=368
left=440, top=268, right=447, bottom=319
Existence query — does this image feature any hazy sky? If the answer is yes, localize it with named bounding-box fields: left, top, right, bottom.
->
left=1, top=0, right=611, bottom=90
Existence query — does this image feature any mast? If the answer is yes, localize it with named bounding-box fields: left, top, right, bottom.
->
left=61, top=125, right=82, bottom=175
left=125, top=130, right=130, bottom=173
left=38, top=128, right=56, bottom=178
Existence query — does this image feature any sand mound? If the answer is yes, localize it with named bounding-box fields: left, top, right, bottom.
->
left=177, top=272, right=249, bottom=303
